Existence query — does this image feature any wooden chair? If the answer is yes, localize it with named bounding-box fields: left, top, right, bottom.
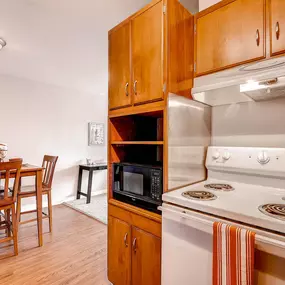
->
left=0, top=161, right=22, bottom=256
left=17, top=155, right=58, bottom=232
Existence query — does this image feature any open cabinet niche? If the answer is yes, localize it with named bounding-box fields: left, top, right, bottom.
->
left=110, top=144, right=163, bottom=165
left=108, top=110, right=164, bottom=200
left=109, top=111, right=163, bottom=143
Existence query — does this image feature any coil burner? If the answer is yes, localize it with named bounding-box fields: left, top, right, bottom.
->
left=258, top=204, right=285, bottom=221
left=204, top=184, right=234, bottom=192
left=182, top=191, right=217, bottom=201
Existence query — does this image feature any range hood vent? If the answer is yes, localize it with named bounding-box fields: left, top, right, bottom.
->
left=192, top=57, right=285, bottom=106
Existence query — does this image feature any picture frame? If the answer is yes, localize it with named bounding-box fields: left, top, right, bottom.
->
left=88, top=122, right=104, bottom=146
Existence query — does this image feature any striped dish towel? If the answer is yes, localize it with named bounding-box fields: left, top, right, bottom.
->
left=213, top=222, right=256, bottom=285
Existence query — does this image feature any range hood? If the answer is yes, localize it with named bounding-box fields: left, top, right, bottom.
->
left=192, top=56, right=285, bottom=106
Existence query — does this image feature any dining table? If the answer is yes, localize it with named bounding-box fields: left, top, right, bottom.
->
left=0, top=163, right=44, bottom=247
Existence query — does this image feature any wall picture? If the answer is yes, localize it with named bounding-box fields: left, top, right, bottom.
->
left=88, top=122, right=104, bottom=145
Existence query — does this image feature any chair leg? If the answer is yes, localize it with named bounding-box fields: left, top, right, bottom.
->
left=16, top=196, right=21, bottom=223
left=6, top=209, right=11, bottom=237
left=11, top=204, right=18, bottom=256
left=47, top=192, right=52, bottom=232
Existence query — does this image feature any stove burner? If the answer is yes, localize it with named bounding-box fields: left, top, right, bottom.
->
left=182, top=191, right=217, bottom=201
left=204, top=183, right=234, bottom=192
left=258, top=204, right=285, bottom=221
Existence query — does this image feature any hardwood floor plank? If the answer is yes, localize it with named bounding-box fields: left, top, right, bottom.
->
left=0, top=205, right=110, bottom=285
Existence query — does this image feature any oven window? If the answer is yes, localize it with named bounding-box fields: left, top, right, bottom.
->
left=123, top=172, right=144, bottom=195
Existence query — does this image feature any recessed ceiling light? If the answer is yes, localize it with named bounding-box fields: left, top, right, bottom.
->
left=0, top=38, right=6, bottom=50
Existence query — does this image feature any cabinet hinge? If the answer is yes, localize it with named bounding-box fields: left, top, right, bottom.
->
left=194, top=24, right=197, bottom=34
left=194, top=63, right=196, bottom=73
left=163, top=5, right=166, bottom=15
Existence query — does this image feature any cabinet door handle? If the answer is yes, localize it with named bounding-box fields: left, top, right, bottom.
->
left=132, top=238, right=137, bottom=252
left=133, top=80, right=138, bottom=95
left=125, top=83, right=129, bottom=96
left=256, top=29, right=260, bottom=46
left=124, top=233, right=128, bottom=247
left=276, top=22, right=280, bottom=40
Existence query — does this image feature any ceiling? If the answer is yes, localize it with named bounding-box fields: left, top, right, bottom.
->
left=0, top=0, right=197, bottom=95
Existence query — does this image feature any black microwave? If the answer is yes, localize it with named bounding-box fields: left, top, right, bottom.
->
left=112, top=163, right=163, bottom=213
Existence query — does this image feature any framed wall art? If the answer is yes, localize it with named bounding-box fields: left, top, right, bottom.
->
left=88, top=122, right=104, bottom=146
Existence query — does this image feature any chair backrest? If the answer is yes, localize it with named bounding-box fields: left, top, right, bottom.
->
left=0, top=161, right=22, bottom=202
left=42, top=155, right=58, bottom=188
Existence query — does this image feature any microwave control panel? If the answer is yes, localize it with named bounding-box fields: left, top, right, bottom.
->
left=150, top=169, right=162, bottom=201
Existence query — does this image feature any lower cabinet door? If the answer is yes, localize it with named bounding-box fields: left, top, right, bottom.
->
left=131, top=227, right=161, bottom=285
left=108, top=216, right=131, bottom=285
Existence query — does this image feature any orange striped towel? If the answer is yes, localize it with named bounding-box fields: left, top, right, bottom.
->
left=213, top=222, right=255, bottom=285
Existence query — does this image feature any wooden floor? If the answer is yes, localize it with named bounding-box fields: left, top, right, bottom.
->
left=0, top=205, right=110, bottom=285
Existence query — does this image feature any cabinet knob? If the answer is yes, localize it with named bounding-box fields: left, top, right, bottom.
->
left=124, top=233, right=128, bottom=247
left=132, top=237, right=137, bottom=252
left=276, top=22, right=280, bottom=40
left=256, top=29, right=260, bottom=46
left=133, top=80, right=138, bottom=95
left=125, top=83, right=129, bottom=96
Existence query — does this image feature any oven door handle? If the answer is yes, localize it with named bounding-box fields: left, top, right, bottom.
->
left=159, top=205, right=285, bottom=259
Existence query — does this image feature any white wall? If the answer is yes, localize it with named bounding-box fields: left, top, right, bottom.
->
left=180, top=0, right=199, bottom=14
left=0, top=75, right=107, bottom=209
left=199, top=0, right=220, bottom=11
left=212, top=98, right=285, bottom=147
left=0, top=0, right=154, bottom=210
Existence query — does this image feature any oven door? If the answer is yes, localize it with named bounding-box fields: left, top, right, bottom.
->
left=160, top=204, right=285, bottom=285
left=161, top=205, right=213, bottom=285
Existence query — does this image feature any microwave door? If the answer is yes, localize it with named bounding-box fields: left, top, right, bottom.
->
left=123, top=172, right=144, bottom=195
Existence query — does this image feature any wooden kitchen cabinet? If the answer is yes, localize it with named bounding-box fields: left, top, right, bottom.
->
left=270, top=0, right=285, bottom=56
left=109, top=23, right=132, bottom=110
left=108, top=202, right=162, bottom=285
left=109, top=0, right=194, bottom=113
left=132, top=1, right=163, bottom=105
left=195, top=0, right=265, bottom=76
left=108, top=218, right=161, bottom=285
left=131, top=227, right=161, bottom=285
left=108, top=216, right=131, bottom=285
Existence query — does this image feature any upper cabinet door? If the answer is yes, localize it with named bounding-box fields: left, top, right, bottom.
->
left=109, top=23, right=131, bottom=110
left=131, top=227, right=161, bottom=285
left=270, top=0, right=285, bottom=56
left=132, top=1, right=164, bottom=105
left=108, top=216, right=131, bottom=285
left=196, top=0, right=265, bottom=76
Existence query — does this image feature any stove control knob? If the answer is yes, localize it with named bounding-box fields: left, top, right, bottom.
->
left=257, top=151, right=270, bottom=165
left=212, top=151, right=220, bottom=160
left=223, top=151, right=231, bottom=161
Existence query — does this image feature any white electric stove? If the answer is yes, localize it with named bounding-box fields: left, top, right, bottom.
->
left=161, top=147, right=285, bottom=285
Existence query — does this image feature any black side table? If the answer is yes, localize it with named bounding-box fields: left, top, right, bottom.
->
left=76, top=164, right=107, bottom=204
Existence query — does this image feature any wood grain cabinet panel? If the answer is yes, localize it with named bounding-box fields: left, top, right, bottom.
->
left=108, top=216, right=131, bottom=285
left=108, top=0, right=194, bottom=114
left=109, top=23, right=131, bottom=110
left=131, top=1, right=163, bottom=105
left=131, top=227, right=161, bottom=285
left=270, top=0, right=285, bottom=56
left=195, top=0, right=265, bottom=76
